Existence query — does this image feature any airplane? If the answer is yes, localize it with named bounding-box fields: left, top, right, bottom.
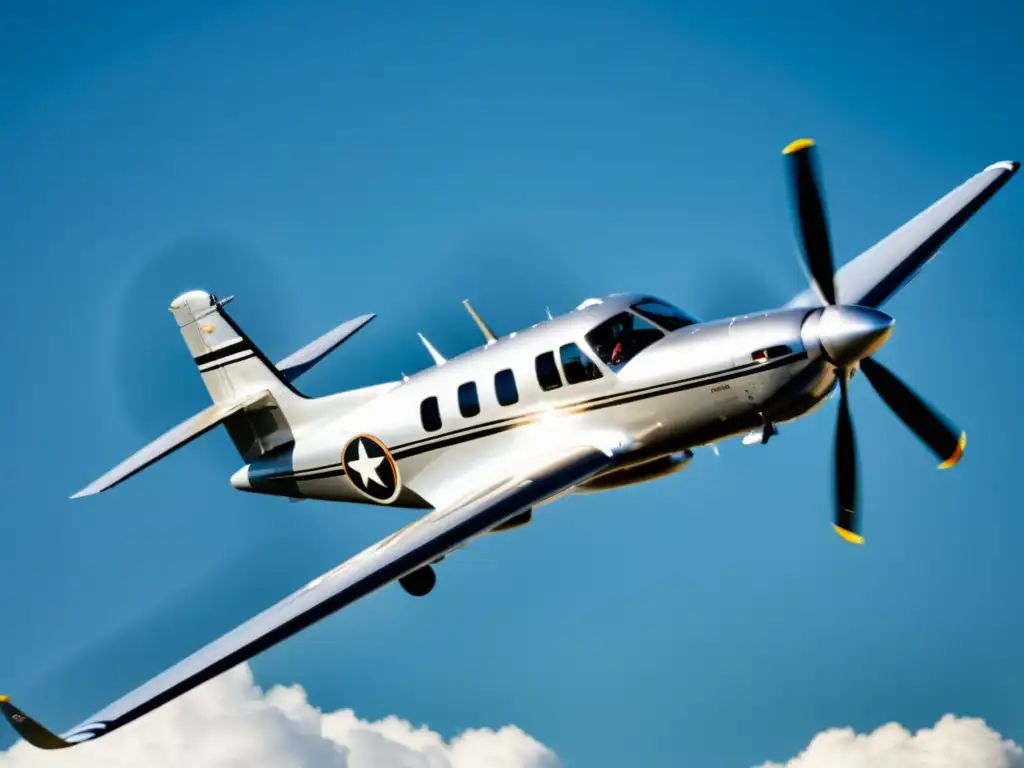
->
left=2, top=140, right=1018, bottom=750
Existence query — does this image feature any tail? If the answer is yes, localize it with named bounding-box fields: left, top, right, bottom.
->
left=169, top=289, right=304, bottom=462
left=71, top=290, right=379, bottom=498
left=171, top=290, right=301, bottom=410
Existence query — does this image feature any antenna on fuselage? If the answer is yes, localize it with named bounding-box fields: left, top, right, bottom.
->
left=545, top=306, right=553, bottom=320
left=417, top=333, right=447, bottom=366
left=461, top=299, right=497, bottom=345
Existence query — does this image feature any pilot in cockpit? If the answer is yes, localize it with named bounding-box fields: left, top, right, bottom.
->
left=588, top=312, right=651, bottom=370
left=585, top=299, right=694, bottom=371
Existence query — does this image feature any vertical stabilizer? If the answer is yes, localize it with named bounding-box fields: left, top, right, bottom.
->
left=169, top=290, right=304, bottom=421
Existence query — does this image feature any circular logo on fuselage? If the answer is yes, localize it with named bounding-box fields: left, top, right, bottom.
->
left=341, top=434, right=401, bottom=505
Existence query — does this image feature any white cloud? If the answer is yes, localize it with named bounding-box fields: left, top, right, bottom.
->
left=756, top=714, right=1024, bottom=768
left=0, top=664, right=560, bottom=768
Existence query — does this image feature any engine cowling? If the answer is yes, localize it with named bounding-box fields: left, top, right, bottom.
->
left=575, top=450, right=693, bottom=494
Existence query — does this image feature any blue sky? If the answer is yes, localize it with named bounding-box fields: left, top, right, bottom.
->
left=1, top=1, right=1022, bottom=766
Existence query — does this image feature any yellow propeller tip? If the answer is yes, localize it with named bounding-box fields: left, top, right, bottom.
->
left=938, top=431, right=967, bottom=469
left=783, top=138, right=815, bottom=155
left=0, top=696, right=9, bottom=703
left=832, top=524, right=864, bottom=545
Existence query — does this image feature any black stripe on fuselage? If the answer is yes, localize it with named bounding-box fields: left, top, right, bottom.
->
left=388, top=355, right=785, bottom=455
left=288, top=351, right=809, bottom=483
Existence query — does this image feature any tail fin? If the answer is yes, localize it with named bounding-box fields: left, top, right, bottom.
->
left=170, top=290, right=305, bottom=462
left=170, top=290, right=302, bottom=409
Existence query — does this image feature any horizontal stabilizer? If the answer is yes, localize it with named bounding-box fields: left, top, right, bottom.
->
left=0, top=697, right=71, bottom=750
left=275, top=313, right=376, bottom=382
left=70, top=390, right=271, bottom=498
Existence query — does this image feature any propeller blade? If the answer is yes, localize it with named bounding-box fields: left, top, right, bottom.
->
left=783, top=138, right=838, bottom=306
left=858, top=357, right=967, bottom=469
left=834, top=374, right=863, bottom=544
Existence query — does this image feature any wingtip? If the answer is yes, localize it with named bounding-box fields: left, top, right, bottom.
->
left=783, top=138, right=815, bottom=155
left=832, top=524, right=864, bottom=545
left=984, top=160, right=1020, bottom=174
left=0, top=697, right=73, bottom=750
left=938, top=431, right=967, bottom=470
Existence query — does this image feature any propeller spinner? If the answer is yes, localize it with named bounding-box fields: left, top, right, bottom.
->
left=782, top=138, right=967, bottom=544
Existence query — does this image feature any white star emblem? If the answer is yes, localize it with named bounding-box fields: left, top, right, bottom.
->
left=348, top=439, right=386, bottom=488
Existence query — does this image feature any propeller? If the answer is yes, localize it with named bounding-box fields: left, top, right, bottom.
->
left=782, top=139, right=967, bottom=544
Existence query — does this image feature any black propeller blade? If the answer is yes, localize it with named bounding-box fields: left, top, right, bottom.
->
left=858, top=357, right=967, bottom=469
left=781, top=138, right=968, bottom=544
left=783, top=138, right=838, bottom=306
left=833, top=375, right=862, bottom=543
left=784, top=138, right=862, bottom=541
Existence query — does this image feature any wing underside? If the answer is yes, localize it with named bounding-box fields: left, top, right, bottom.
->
left=3, top=431, right=631, bottom=750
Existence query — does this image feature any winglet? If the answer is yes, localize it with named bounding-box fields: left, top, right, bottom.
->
left=0, top=697, right=73, bottom=750
left=461, top=299, right=497, bottom=344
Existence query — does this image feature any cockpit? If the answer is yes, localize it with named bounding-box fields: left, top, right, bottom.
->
left=584, top=297, right=697, bottom=372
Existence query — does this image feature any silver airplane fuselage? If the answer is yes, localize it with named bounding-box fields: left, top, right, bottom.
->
left=232, top=292, right=889, bottom=511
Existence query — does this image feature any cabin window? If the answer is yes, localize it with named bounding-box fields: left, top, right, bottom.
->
left=458, top=381, right=480, bottom=418
left=559, top=343, right=603, bottom=384
left=630, top=299, right=698, bottom=331
left=494, top=368, right=519, bottom=406
left=535, top=351, right=563, bottom=391
left=420, top=396, right=442, bottom=432
left=584, top=311, right=665, bottom=371
left=752, top=345, right=792, bottom=364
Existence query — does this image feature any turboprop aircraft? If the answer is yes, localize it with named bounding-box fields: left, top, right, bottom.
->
left=2, top=141, right=1019, bottom=750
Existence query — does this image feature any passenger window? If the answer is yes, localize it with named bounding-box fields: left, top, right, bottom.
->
left=584, top=311, right=665, bottom=370
left=494, top=368, right=519, bottom=406
left=458, top=381, right=480, bottom=417
left=560, top=343, right=603, bottom=384
left=534, top=351, right=563, bottom=391
left=630, top=299, right=697, bottom=331
left=420, top=396, right=442, bottom=432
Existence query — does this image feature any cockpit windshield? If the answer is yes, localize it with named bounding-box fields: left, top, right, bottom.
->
left=629, top=298, right=697, bottom=331
left=585, top=311, right=665, bottom=371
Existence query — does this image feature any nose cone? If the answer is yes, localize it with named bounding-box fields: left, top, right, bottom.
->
left=230, top=465, right=251, bottom=491
left=817, top=306, right=894, bottom=367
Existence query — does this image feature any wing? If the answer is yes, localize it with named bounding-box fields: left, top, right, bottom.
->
left=787, top=159, right=1019, bottom=309
left=3, top=429, right=632, bottom=750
